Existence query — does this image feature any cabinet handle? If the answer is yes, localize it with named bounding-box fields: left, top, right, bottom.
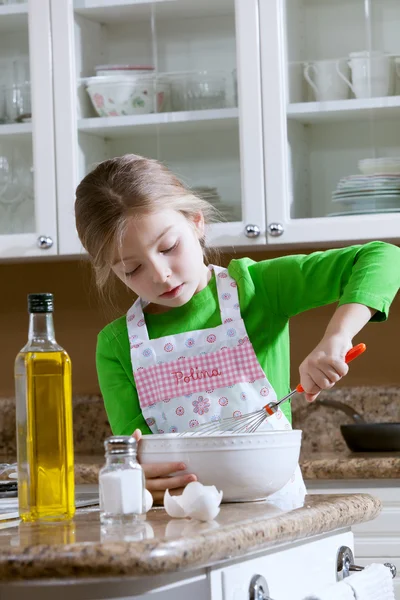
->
left=337, top=546, right=397, bottom=581
left=37, top=236, right=53, bottom=250
left=245, top=224, right=261, bottom=238
left=249, top=574, right=275, bottom=600
left=267, top=223, right=284, bottom=237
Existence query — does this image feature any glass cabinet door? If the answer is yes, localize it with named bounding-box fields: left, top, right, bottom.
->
left=261, top=0, right=400, bottom=245
left=53, top=0, right=266, bottom=256
left=0, top=0, right=57, bottom=257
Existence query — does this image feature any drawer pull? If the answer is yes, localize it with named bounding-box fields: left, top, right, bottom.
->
left=337, top=546, right=397, bottom=581
left=249, top=574, right=275, bottom=600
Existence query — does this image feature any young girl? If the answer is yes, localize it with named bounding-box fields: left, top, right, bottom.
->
left=75, top=154, right=400, bottom=506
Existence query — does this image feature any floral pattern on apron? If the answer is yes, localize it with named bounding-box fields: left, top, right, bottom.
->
left=127, top=265, right=306, bottom=508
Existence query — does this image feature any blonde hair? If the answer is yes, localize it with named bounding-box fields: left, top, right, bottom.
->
left=75, top=154, right=220, bottom=303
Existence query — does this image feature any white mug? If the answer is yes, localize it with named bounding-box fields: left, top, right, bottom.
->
left=303, top=59, right=350, bottom=102
left=337, top=51, right=391, bottom=98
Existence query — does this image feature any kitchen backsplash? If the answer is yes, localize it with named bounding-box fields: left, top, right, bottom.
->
left=0, top=395, right=111, bottom=456
left=0, top=386, right=399, bottom=456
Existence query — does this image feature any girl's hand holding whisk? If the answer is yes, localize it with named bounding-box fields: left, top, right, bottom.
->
left=299, top=303, right=376, bottom=403
left=299, top=334, right=352, bottom=403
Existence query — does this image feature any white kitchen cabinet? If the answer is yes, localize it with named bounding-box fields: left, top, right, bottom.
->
left=260, top=0, right=400, bottom=245
left=51, top=0, right=267, bottom=256
left=211, top=530, right=356, bottom=600
left=3, top=0, right=400, bottom=262
left=307, top=480, right=400, bottom=599
left=0, top=0, right=58, bottom=258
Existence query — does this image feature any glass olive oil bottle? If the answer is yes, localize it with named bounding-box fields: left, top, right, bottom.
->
left=15, top=294, right=75, bottom=522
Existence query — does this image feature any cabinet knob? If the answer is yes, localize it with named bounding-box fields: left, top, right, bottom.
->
left=37, top=236, right=53, bottom=250
left=267, top=222, right=284, bottom=237
left=249, top=574, right=274, bottom=600
left=245, top=224, right=261, bottom=238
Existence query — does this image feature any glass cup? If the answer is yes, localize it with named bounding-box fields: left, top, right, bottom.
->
left=186, top=72, right=226, bottom=110
left=5, top=83, right=31, bottom=122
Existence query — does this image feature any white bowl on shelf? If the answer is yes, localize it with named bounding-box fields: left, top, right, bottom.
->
left=138, top=430, right=302, bottom=502
left=358, top=157, right=400, bottom=175
left=86, top=75, right=170, bottom=117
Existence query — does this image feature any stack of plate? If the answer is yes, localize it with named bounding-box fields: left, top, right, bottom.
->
left=328, top=169, right=400, bottom=217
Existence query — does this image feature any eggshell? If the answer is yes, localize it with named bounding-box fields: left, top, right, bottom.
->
left=185, top=493, right=222, bottom=521
left=164, top=489, right=186, bottom=518
left=164, top=482, right=223, bottom=522
left=181, top=481, right=222, bottom=506
left=180, top=481, right=208, bottom=505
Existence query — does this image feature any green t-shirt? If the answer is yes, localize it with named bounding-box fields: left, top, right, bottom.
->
left=96, top=241, right=400, bottom=436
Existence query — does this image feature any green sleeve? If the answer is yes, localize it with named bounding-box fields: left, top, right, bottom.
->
left=96, top=331, right=152, bottom=436
left=254, top=241, right=400, bottom=319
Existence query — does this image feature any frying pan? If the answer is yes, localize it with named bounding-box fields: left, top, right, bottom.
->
left=317, top=398, right=400, bottom=452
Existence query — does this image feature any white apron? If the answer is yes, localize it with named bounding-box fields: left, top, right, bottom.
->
left=127, top=265, right=306, bottom=508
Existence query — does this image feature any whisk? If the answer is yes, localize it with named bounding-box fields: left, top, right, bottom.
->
left=186, top=343, right=366, bottom=436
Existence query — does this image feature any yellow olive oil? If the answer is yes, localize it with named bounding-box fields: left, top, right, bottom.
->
left=15, top=294, right=75, bottom=522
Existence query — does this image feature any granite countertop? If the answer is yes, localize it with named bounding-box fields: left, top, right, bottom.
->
left=71, top=452, right=400, bottom=485
left=300, top=451, right=400, bottom=479
left=0, top=493, right=381, bottom=581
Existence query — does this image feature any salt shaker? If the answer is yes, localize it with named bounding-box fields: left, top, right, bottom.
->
left=99, top=436, right=145, bottom=525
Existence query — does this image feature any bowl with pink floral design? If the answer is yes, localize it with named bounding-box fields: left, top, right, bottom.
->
left=85, top=75, right=170, bottom=117
left=138, top=429, right=302, bottom=502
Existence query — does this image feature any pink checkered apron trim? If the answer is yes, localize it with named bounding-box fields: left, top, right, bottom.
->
left=135, top=340, right=265, bottom=408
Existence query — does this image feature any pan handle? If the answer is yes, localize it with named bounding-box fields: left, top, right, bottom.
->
left=316, top=398, right=365, bottom=423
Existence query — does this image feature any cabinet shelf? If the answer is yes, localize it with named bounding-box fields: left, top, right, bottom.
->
left=287, top=96, right=400, bottom=124
left=78, top=108, right=238, bottom=138
left=0, top=122, right=32, bottom=138
left=74, top=0, right=234, bottom=23
left=0, top=3, right=28, bottom=33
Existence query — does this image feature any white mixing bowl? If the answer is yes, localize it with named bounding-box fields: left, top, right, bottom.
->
left=138, top=430, right=302, bottom=502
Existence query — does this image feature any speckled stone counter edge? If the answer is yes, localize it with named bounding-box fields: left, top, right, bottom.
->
left=0, top=494, right=381, bottom=581
left=300, top=454, right=400, bottom=479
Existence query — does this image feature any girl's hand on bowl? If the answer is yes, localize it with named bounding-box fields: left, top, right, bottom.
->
left=132, top=429, right=197, bottom=504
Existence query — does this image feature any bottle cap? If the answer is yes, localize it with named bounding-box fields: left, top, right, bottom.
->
left=28, top=293, right=54, bottom=313
left=104, top=435, right=137, bottom=456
